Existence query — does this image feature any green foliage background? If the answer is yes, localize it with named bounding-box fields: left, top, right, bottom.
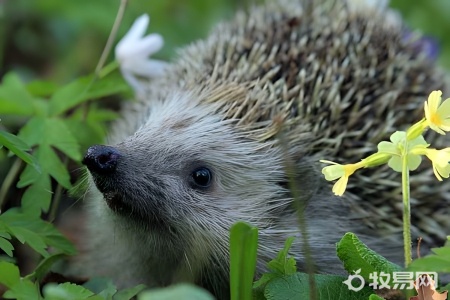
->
left=2, top=0, right=449, bottom=84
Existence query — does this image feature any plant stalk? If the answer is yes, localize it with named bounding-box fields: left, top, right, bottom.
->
left=94, top=0, right=128, bottom=76
left=0, top=158, right=22, bottom=213
left=48, top=156, right=69, bottom=222
left=277, top=123, right=317, bottom=300
left=401, top=151, right=412, bottom=267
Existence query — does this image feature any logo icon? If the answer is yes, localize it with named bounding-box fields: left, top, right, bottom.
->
left=343, top=269, right=365, bottom=292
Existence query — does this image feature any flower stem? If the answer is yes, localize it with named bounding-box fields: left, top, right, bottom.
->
left=0, top=158, right=22, bottom=213
left=401, top=151, right=412, bottom=267
left=95, top=0, right=128, bottom=76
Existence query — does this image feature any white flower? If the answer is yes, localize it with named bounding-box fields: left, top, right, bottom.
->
left=115, top=14, right=168, bottom=94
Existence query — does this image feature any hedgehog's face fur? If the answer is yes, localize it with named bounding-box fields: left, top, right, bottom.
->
left=83, top=90, right=296, bottom=263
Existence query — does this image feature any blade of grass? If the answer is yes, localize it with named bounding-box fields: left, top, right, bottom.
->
left=230, top=222, right=258, bottom=300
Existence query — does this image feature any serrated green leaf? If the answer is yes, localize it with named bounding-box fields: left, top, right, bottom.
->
left=19, top=117, right=81, bottom=161
left=26, top=252, right=67, bottom=282
left=336, top=232, right=402, bottom=284
left=0, top=73, right=35, bottom=115
left=43, top=234, right=77, bottom=256
left=230, top=222, right=258, bottom=300
left=65, top=119, right=105, bottom=150
left=18, top=117, right=46, bottom=147
left=7, top=225, right=49, bottom=257
left=48, top=76, right=93, bottom=117
left=43, top=282, right=95, bottom=300
left=0, top=261, right=20, bottom=288
left=65, top=106, right=119, bottom=150
left=0, top=236, right=14, bottom=257
left=21, top=174, right=52, bottom=214
left=138, top=284, right=214, bottom=300
left=49, top=72, right=129, bottom=116
left=0, top=130, right=39, bottom=170
left=253, top=237, right=297, bottom=291
left=113, top=284, right=146, bottom=300
left=264, top=273, right=373, bottom=300
left=267, top=237, right=296, bottom=275
left=3, top=278, right=42, bottom=300
left=43, top=118, right=81, bottom=161
left=38, top=145, right=72, bottom=189
left=253, top=273, right=277, bottom=289
left=17, top=163, right=41, bottom=188
left=0, top=209, right=76, bottom=255
left=83, top=277, right=117, bottom=299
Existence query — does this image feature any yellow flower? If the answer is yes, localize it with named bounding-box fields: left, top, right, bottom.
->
left=320, top=160, right=364, bottom=196
left=411, top=147, right=450, bottom=181
left=377, top=131, right=427, bottom=172
left=426, top=149, right=450, bottom=181
left=424, top=90, right=450, bottom=135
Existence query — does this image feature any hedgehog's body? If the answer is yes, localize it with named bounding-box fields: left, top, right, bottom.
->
left=82, top=1, right=449, bottom=298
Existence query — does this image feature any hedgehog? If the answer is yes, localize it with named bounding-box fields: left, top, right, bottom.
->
left=80, top=0, right=449, bottom=298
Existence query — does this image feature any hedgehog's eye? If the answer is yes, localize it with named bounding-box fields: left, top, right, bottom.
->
left=191, top=167, right=212, bottom=189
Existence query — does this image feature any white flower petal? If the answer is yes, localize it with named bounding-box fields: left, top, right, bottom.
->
left=115, top=14, right=150, bottom=59
left=122, top=59, right=169, bottom=78
left=116, top=14, right=168, bottom=93
left=123, top=34, right=164, bottom=59
left=122, top=14, right=149, bottom=43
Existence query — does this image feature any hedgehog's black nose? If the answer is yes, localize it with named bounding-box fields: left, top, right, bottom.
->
left=82, top=145, right=122, bottom=174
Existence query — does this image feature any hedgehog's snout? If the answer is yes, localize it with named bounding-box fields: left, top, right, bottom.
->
left=82, top=145, right=122, bottom=175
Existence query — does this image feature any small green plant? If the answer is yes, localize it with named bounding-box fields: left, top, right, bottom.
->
left=318, top=91, right=450, bottom=299
left=321, top=90, right=450, bottom=268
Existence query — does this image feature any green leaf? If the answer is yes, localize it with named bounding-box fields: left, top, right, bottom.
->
left=42, top=119, right=81, bottom=161
left=18, top=117, right=46, bottom=147
left=0, top=73, right=35, bottom=115
left=0, top=236, right=14, bottom=257
left=17, top=145, right=72, bottom=190
left=48, top=72, right=129, bottom=116
left=267, top=237, right=296, bottom=275
left=229, top=222, right=258, bottom=300
left=138, top=284, right=214, bottom=300
left=253, top=237, right=297, bottom=290
left=6, top=225, right=49, bottom=257
left=17, top=163, right=41, bottom=188
left=26, top=252, right=68, bottom=282
left=27, top=80, right=58, bottom=97
left=83, top=277, right=117, bottom=299
left=264, top=273, right=374, bottom=300
left=21, top=174, right=52, bottom=214
left=0, top=209, right=76, bottom=255
left=3, top=279, right=42, bottom=300
left=336, top=232, right=402, bottom=284
left=369, top=294, right=385, bottom=300
left=43, top=283, right=95, bottom=300
left=439, top=282, right=450, bottom=293
left=408, top=244, right=450, bottom=273
left=38, top=145, right=72, bottom=189
left=0, top=130, right=39, bottom=170
left=66, top=107, right=118, bottom=150
left=0, top=261, right=20, bottom=289
left=19, top=117, right=81, bottom=162
left=112, top=284, right=146, bottom=300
